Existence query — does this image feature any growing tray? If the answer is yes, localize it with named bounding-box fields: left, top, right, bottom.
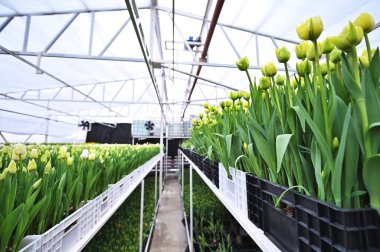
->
left=246, top=173, right=380, bottom=252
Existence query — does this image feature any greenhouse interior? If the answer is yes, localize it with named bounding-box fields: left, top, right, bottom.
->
left=1, top=0, right=380, bottom=251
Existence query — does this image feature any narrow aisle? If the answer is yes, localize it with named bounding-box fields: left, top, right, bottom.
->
left=149, top=174, right=187, bottom=252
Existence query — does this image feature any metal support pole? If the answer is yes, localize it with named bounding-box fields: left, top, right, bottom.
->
left=159, top=113, right=164, bottom=196
left=0, top=132, right=7, bottom=143
left=181, top=155, right=184, bottom=197
left=190, top=165, right=193, bottom=252
left=154, top=164, right=158, bottom=205
left=139, top=179, right=145, bottom=252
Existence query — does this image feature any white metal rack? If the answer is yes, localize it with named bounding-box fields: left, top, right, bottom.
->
left=179, top=150, right=280, bottom=252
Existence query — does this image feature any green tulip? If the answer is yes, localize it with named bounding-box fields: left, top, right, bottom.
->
left=67, top=156, right=74, bottom=166
left=290, top=78, right=298, bottom=89
left=203, top=103, right=209, bottom=109
left=199, top=113, right=204, bottom=119
left=260, top=77, right=271, bottom=90
left=296, top=16, right=323, bottom=41
left=236, top=56, right=249, bottom=71
left=27, top=159, right=37, bottom=172
left=8, top=160, right=17, bottom=174
left=296, top=59, right=311, bottom=77
left=242, top=91, right=250, bottom=101
left=261, top=66, right=268, bottom=76
left=306, top=42, right=322, bottom=61
left=33, top=178, right=42, bottom=190
left=44, top=161, right=52, bottom=174
left=332, top=137, right=340, bottom=149
left=354, top=12, right=375, bottom=33
left=330, top=48, right=342, bottom=63
left=237, top=90, right=243, bottom=99
left=295, top=41, right=310, bottom=59
left=275, top=74, right=285, bottom=86
left=331, top=22, right=363, bottom=52
left=359, top=48, right=376, bottom=67
left=30, top=148, right=38, bottom=159
left=0, top=168, right=8, bottom=181
left=275, top=46, right=291, bottom=63
left=230, top=91, right=238, bottom=101
left=264, top=62, right=277, bottom=77
left=320, top=63, right=328, bottom=76
left=322, top=37, right=334, bottom=54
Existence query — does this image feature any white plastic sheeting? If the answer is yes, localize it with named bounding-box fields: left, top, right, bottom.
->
left=0, top=0, right=379, bottom=142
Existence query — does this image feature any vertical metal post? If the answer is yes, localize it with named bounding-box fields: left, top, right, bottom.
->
left=88, top=11, right=95, bottom=55
left=181, top=155, right=184, bottom=196
left=139, top=179, right=145, bottom=252
left=23, top=16, right=31, bottom=52
left=45, top=102, right=50, bottom=143
left=154, top=164, right=158, bottom=205
left=189, top=165, right=193, bottom=252
left=165, top=125, right=169, bottom=180
left=159, top=114, right=164, bottom=197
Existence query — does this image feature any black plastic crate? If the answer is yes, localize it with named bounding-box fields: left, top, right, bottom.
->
left=246, top=174, right=380, bottom=252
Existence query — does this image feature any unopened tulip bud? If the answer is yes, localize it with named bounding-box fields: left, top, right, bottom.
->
left=32, top=178, right=42, bottom=190
left=27, top=159, right=37, bottom=172
left=275, top=47, right=291, bottom=63
left=264, top=62, right=277, bottom=77
left=291, top=78, right=298, bottom=89
left=243, top=143, right=248, bottom=152
left=30, top=148, right=38, bottom=159
left=67, top=156, right=74, bottom=166
left=237, top=90, right=243, bottom=99
left=359, top=48, right=376, bottom=67
left=320, top=63, right=328, bottom=76
left=225, top=100, right=232, bottom=108
left=12, top=152, right=19, bottom=161
left=242, top=91, right=250, bottom=101
left=296, top=59, right=311, bottom=77
left=260, top=77, right=271, bottom=90
left=330, top=48, right=342, bottom=63
left=203, top=103, right=209, bottom=109
left=0, top=168, right=8, bottom=181
left=89, top=153, right=96, bottom=161
left=322, top=37, right=334, bottom=54
left=8, top=160, right=17, bottom=174
left=230, top=91, right=238, bottom=101
left=199, top=113, right=204, bottom=119
left=261, top=66, right=268, bottom=77
left=295, top=41, right=309, bottom=59
left=243, top=101, right=249, bottom=108
left=307, top=42, right=322, bottom=61
left=332, top=137, right=340, bottom=149
left=275, top=74, right=285, bottom=86
left=354, top=13, right=375, bottom=33
left=330, top=62, right=336, bottom=71
left=236, top=56, right=249, bottom=71
left=80, top=149, right=89, bottom=159
left=44, top=161, right=52, bottom=174
left=296, top=16, right=323, bottom=41
left=346, top=22, right=363, bottom=46
left=212, top=119, right=217, bottom=126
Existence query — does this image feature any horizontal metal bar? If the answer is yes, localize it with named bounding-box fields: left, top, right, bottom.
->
left=0, top=108, right=75, bottom=125
left=155, top=6, right=300, bottom=45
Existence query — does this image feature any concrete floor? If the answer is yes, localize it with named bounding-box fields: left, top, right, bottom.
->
left=149, top=174, right=188, bottom=252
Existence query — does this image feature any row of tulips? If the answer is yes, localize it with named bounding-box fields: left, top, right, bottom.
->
left=190, top=13, right=380, bottom=213
left=0, top=143, right=159, bottom=252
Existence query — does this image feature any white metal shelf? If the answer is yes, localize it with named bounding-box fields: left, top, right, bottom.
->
left=71, top=154, right=161, bottom=251
left=179, top=150, right=280, bottom=252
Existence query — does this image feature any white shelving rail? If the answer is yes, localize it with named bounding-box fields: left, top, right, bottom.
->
left=179, top=150, right=280, bottom=252
left=20, top=154, right=161, bottom=252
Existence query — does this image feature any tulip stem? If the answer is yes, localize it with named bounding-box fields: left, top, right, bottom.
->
left=284, top=63, right=293, bottom=107
left=364, top=33, right=372, bottom=62
left=313, top=40, right=332, bottom=150
left=326, top=54, right=333, bottom=86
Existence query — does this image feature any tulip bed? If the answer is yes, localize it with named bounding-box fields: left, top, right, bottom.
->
left=190, top=12, right=380, bottom=213
left=0, top=143, right=159, bottom=252
left=84, top=176, right=156, bottom=252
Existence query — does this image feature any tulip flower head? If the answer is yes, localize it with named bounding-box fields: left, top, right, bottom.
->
left=322, top=37, right=334, bottom=54
left=275, top=74, right=285, bottom=86
left=32, top=178, right=42, bottom=190
left=8, top=160, right=17, bottom=174
left=331, top=22, right=363, bottom=52
left=263, top=62, right=277, bottom=77
left=44, top=161, right=52, bottom=174
left=307, top=42, right=322, bottom=61
left=296, top=59, right=311, bottom=77
left=236, top=56, right=249, bottom=71
left=330, top=48, right=342, bottom=64
left=295, top=41, right=309, bottom=60
left=80, top=149, right=89, bottom=159
left=296, top=16, right=324, bottom=41
left=242, top=91, right=250, bottom=101
left=260, top=77, right=271, bottom=90
left=275, top=47, right=291, bottom=63
left=27, top=159, right=37, bottom=172
left=0, top=168, right=8, bottom=181
left=30, top=148, right=38, bottom=159
left=354, top=12, right=375, bottom=33
left=320, top=63, right=328, bottom=76
left=230, top=91, right=238, bottom=101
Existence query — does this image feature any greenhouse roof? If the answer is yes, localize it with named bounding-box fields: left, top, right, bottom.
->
left=0, top=0, right=379, bottom=142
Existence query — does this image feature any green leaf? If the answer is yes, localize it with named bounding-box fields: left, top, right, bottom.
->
left=368, top=122, right=380, bottom=154
left=363, top=155, right=380, bottom=213
left=368, top=49, right=379, bottom=86
left=0, top=203, right=24, bottom=252
left=226, top=134, right=232, bottom=157
left=276, top=134, right=293, bottom=173
left=311, top=142, right=325, bottom=201
left=342, top=54, right=362, bottom=101
left=332, top=105, right=352, bottom=207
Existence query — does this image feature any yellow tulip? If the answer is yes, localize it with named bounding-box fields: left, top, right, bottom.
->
left=264, top=62, right=277, bottom=77
left=354, top=12, right=375, bottom=33
left=322, top=37, right=334, bottom=54
left=236, top=56, right=249, bottom=71
left=8, top=160, right=17, bottom=174
left=260, top=77, right=271, bottom=90
left=296, top=16, right=323, bottom=41
left=295, top=41, right=309, bottom=59
left=275, top=47, right=291, bottom=63
left=27, top=159, right=37, bottom=172
left=330, top=48, right=342, bottom=63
